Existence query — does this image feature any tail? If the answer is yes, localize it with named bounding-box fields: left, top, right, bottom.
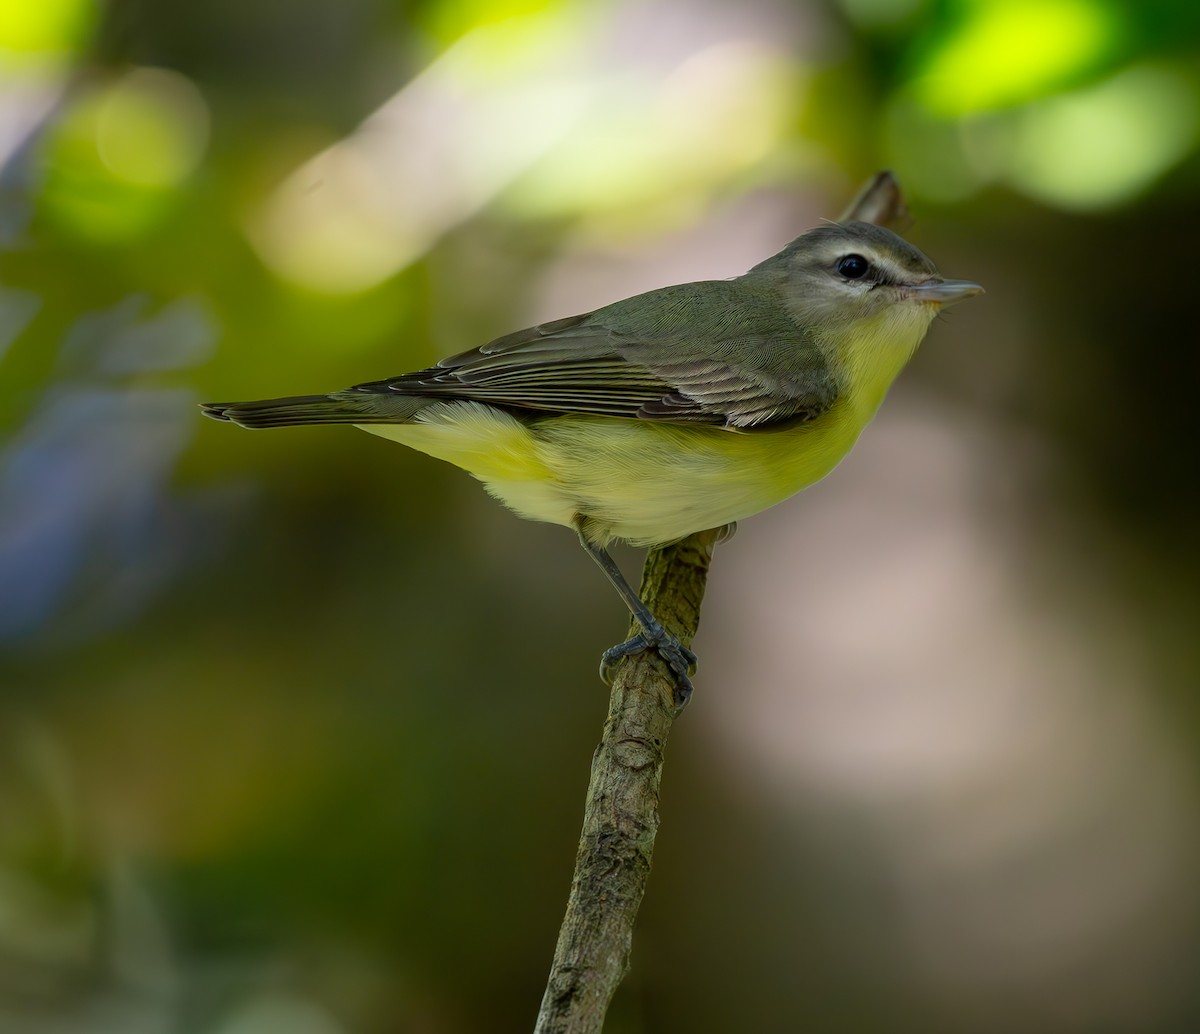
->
left=200, top=391, right=424, bottom=429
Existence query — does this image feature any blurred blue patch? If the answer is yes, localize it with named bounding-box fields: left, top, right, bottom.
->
left=58, top=295, right=216, bottom=376
left=0, top=296, right=226, bottom=649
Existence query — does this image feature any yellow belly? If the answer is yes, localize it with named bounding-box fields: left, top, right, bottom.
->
left=359, top=396, right=874, bottom=546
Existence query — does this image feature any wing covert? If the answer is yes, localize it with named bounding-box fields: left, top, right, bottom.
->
left=349, top=282, right=840, bottom=429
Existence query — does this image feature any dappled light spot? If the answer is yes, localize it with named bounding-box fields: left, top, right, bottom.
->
left=94, top=68, right=209, bottom=189
left=39, top=67, right=210, bottom=242
left=247, top=10, right=596, bottom=295
left=911, top=0, right=1119, bottom=116
left=505, top=40, right=804, bottom=227
left=247, top=15, right=807, bottom=295
left=1004, top=63, right=1198, bottom=210
left=0, top=0, right=96, bottom=62
left=888, top=56, right=1197, bottom=210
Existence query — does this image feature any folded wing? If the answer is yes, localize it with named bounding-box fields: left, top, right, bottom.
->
left=351, top=282, right=840, bottom=430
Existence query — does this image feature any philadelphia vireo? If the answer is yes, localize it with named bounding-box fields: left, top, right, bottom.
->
left=203, top=217, right=982, bottom=704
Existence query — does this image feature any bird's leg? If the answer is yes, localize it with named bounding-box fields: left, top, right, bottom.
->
left=574, top=524, right=697, bottom=707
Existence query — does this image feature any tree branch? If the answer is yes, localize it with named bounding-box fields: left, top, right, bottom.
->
left=534, top=529, right=719, bottom=1034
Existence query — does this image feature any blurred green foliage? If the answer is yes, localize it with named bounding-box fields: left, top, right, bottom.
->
left=1, top=0, right=1199, bottom=1032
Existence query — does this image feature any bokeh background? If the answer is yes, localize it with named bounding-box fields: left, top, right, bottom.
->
left=2, top=0, right=1199, bottom=1031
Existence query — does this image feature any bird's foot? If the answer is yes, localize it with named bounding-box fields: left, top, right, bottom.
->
left=599, top=622, right=698, bottom=708
left=713, top=521, right=737, bottom=544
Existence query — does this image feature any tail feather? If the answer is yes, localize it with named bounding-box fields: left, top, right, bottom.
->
left=200, top=392, right=423, bottom=429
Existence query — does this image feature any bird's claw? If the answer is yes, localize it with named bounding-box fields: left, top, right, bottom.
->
left=599, top=625, right=697, bottom=708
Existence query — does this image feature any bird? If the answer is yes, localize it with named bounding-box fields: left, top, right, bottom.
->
left=202, top=218, right=982, bottom=705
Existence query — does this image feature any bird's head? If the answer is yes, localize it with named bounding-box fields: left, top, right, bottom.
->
left=749, top=219, right=983, bottom=331
left=747, top=219, right=984, bottom=411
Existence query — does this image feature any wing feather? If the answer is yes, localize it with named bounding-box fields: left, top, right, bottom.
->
left=349, top=281, right=840, bottom=429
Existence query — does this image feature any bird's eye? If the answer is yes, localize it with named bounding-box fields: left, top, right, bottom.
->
left=837, top=254, right=870, bottom=279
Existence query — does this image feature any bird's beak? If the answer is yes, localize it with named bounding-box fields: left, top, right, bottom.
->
left=909, top=279, right=985, bottom=306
